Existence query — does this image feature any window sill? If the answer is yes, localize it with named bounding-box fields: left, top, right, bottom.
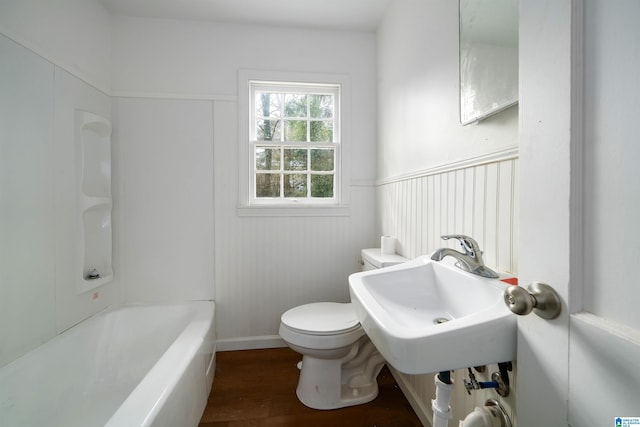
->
left=236, top=205, right=351, bottom=217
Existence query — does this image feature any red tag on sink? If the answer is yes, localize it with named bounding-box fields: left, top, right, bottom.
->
left=501, top=277, right=518, bottom=286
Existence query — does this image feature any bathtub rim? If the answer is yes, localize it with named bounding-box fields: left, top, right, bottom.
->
left=0, top=300, right=216, bottom=427
left=104, top=300, right=215, bottom=427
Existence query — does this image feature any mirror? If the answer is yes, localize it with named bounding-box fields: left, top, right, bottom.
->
left=459, top=0, right=519, bottom=125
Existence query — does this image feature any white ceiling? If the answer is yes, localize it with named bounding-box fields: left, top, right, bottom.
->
left=98, top=0, right=393, bottom=32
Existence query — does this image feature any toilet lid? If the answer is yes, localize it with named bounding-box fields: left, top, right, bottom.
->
left=281, top=302, right=361, bottom=336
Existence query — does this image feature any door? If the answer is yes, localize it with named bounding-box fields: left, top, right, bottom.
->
left=518, top=1, right=640, bottom=426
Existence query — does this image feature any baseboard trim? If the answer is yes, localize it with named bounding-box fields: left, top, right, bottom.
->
left=216, top=335, right=287, bottom=352
left=388, top=367, right=434, bottom=427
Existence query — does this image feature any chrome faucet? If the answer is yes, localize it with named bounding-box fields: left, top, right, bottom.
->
left=431, top=235, right=499, bottom=278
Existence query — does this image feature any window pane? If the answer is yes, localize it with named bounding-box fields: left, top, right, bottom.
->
left=311, top=174, right=334, bottom=198
left=310, top=94, right=333, bottom=118
left=284, top=174, right=307, bottom=197
left=310, top=121, right=333, bottom=142
left=285, top=120, right=307, bottom=142
left=256, top=173, right=281, bottom=197
left=249, top=80, right=340, bottom=205
left=256, top=119, right=282, bottom=141
left=310, top=149, right=334, bottom=171
left=284, top=148, right=307, bottom=171
left=284, top=94, right=307, bottom=118
left=256, top=147, right=281, bottom=170
left=255, top=92, right=282, bottom=118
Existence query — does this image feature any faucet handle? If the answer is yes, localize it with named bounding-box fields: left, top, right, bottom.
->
left=440, top=235, right=480, bottom=258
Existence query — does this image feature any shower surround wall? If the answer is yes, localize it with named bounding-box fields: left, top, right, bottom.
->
left=0, top=0, right=115, bottom=368
left=0, top=1, right=215, bottom=369
left=377, top=0, right=519, bottom=424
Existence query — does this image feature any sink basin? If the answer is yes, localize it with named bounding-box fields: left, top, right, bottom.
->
left=348, top=255, right=516, bottom=375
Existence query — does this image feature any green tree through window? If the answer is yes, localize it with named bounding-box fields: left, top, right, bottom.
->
left=252, top=82, right=339, bottom=201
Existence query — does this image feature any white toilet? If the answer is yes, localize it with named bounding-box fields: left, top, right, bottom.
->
left=279, top=248, right=407, bottom=410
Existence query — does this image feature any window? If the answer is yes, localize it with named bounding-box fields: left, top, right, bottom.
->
left=251, top=81, right=339, bottom=202
left=238, top=70, right=350, bottom=216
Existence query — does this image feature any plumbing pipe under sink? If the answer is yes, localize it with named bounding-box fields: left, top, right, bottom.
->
left=432, top=375, right=454, bottom=427
left=459, top=399, right=511, bottom=427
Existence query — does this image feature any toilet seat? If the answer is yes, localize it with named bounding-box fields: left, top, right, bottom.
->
left=281, top=302, right=361, bottom=335
left=279, top=302, right=364, bottom=350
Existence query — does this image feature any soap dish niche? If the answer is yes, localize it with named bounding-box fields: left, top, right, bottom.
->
left=81, top=205, right=113, bottom=288
left=77, top=111, right=111, bottom=198
left=75, top=111, right=113, bottom=294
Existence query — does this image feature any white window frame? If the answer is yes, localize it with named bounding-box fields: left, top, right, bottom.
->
left=238, top=70, right=351, bottom=217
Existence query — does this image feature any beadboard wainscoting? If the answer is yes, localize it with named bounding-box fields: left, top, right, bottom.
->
left=213, top=100, right=377, bottom=350
left=377, top=149, right=519, bottom=268
left=377, top=150, right=519, bottom=425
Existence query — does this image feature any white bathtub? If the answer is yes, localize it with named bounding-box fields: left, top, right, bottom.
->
left=0, top=301, right=216, bottom=427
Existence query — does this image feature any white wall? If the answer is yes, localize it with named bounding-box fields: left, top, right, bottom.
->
left=0, top=0, right=112, bottom=92
left=112, top=97, right=215, bottom=303
left=377, top=0, right=518, bottom=180
left=213, top=100, right=377, bottom=346
left=376, top=0, right=519, bottom=424
left=111, top=16, right=378, bottom=347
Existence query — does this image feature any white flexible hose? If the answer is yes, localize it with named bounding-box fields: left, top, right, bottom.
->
left=459, top=406, right=495, bottom=427
left=432, top=376, right=454, bottom=427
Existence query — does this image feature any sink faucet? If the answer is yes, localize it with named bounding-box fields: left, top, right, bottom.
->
left=431, top=235, right=499, bottom=278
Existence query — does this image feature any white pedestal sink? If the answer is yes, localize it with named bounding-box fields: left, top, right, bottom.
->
left=348, top=255, right=517, bottom=375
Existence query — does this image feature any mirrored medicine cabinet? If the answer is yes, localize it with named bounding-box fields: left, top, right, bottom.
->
left=459, top=0, right=519, bottom=125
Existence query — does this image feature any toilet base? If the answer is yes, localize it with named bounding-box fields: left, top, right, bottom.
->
left=294, top=337, right=386, bottom=410
left=297, top=378, right=380, bottom=410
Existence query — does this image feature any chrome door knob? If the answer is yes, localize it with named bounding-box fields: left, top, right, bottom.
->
left=504, top=286, right=535, bottom=315
left=503, top=282, right=561, bottom=320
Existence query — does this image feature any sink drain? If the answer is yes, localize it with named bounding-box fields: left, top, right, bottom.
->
left=434, top=317, right=450, bottom=325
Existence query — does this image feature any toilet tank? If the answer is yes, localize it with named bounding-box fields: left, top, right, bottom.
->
left=360, top=248, right=408, bottom=271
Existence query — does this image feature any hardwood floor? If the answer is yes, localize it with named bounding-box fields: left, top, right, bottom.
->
left=199, top=347, right=423, bottom=427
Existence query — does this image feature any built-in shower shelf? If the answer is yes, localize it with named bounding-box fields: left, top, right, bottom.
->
left=76, top=110, right=112, bottom=294
left=82, top=197, right=112, bottom=211
left=81, top=272, right=114, bottom=289
left=79, top=112, right=111, bottom=198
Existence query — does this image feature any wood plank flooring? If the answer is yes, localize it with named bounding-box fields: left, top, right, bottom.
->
left=199, top=347, right=423, bottom=427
